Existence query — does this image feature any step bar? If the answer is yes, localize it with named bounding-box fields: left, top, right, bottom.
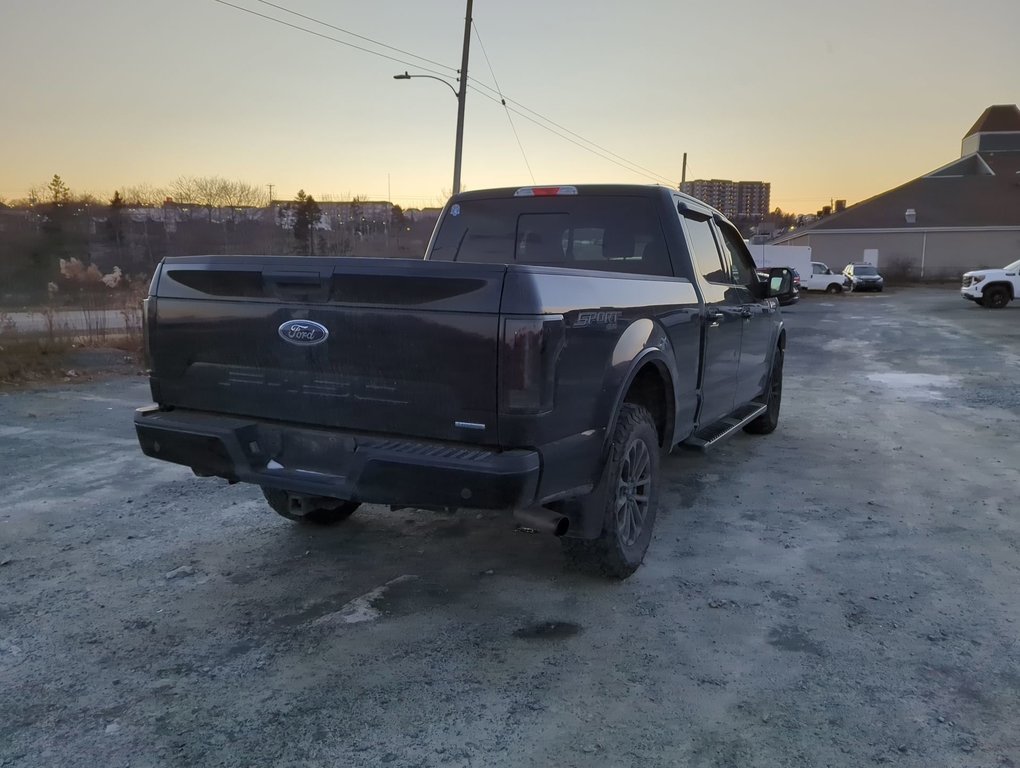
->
left=685, top=402, right=767, bottom=449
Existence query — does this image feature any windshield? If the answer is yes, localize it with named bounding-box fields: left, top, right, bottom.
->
left=854, top=266, right=878, bottom=275
left=1004, top=259, right=1020, bottom=272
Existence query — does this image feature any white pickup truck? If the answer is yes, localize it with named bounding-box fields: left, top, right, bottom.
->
left=802, top=262, right=848, bottom=293
left=961, top=259, right=1020, bottom=308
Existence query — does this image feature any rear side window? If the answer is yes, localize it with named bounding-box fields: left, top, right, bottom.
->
left=682, top=217, right=728, bottom=283
left=715, top=221, right=758, bottom=286
left=430, top=196, right=673, bottom=277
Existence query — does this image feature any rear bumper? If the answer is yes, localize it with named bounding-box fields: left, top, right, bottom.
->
left=134, top=406, right=540, bottom=511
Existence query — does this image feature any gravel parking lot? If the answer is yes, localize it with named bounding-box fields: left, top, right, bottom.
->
left=2, top=288, right=1018, bottom=767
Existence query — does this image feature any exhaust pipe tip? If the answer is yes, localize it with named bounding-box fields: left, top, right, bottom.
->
left=514, top=507, right=570, bottom=537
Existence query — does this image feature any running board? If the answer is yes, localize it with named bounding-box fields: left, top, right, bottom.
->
left=684, top=402, right=767, bottom=449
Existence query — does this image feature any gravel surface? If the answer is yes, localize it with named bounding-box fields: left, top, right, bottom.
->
left=1, top=288, right=1018, bottom=767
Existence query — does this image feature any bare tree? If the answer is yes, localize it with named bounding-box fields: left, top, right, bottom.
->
left=223, top=180, right=267, bottom=208
left=26, top=185, right=46, bottom=207
left=169, top=176, right=266, bottom=219
left=122, top=184, right=168, bottom=207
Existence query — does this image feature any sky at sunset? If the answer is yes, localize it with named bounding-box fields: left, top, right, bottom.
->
left=1, top=0, right=1018, bottom=213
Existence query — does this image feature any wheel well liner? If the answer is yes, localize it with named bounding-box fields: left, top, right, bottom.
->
left=983, top=281, right=1014, bottom=298
left=619, top=360, right=674, bottom=449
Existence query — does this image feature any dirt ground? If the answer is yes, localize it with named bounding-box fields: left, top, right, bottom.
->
left=1, top=288, right=1018, bottom=767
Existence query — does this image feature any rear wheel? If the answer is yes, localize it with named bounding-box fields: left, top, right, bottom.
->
left=261, top=487, right=360, bottom=525
left=744, top=345, right=783, bottom=435
left=984, top=286, right=1010, bottom=309
left=825, top=283, right=842, bottom=294
left=561, top=403, right=660, bottom=579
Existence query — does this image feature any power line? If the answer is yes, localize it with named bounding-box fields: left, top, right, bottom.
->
left=469, top=86, right=674, bottom=185
left=208, top=0, right=677, bottom=186
left=468, top=80, right=677, bottom=185
left=250, top=0, right=458, bottom=74
left=472, top=21, right=534, bottom=185
left=207, top=0, right=455, bottom=80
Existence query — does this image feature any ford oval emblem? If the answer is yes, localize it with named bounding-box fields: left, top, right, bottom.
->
left=278, top=319, right=329, bottom=346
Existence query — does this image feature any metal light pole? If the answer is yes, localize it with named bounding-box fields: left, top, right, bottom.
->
left=394, top=0, right=472, bottom=196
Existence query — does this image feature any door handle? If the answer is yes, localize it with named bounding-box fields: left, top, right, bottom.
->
left=706, top=309, right=725, bottom=326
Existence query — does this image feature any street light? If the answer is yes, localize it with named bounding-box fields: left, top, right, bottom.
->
left=393, top=0, right=472, bottom=196
left=393, top=71, right=459, bottom=99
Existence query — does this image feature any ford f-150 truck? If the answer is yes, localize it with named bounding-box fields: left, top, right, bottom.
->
left=135, top=185, right=790, bottom=577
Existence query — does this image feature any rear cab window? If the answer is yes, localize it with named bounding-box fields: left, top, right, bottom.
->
left=429, top=195, right=674, bottom=277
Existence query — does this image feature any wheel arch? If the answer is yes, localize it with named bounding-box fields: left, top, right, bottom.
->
left=603, top=349, right=677, bottom=454
left=983, top=281, right=1015, bottom=299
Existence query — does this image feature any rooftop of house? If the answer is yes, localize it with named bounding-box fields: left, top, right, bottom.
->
left=964, top=104, right=1020, bottom=138
left=775, top=105, right=1020, bottom=237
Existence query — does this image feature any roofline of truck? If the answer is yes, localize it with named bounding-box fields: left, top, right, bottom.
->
left=446, top=185, right=728, bottom=220
left=448, top=184, right=671, bottom=202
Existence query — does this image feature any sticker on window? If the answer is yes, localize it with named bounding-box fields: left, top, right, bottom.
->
left=450, top=204, right=461, bottom=217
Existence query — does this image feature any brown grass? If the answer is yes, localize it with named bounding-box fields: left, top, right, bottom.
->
left=0, top=289, right=146, bottom=386
left=0, top=336, right=72, bottom=384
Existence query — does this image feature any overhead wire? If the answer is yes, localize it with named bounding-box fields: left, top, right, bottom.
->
left=207, top=0, right=457, bottom=81
left=472, top=21, right=535, bottom=185
left=467, top=80, right=677, bottom=185
left=207, top=0, right=678, bottom=186
left=468, top=87, right=673, bottom=185
left=250, top=0, right=458, bottom=75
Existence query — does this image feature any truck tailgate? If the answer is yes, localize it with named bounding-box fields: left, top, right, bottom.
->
left=149, top=257, right=506, bottom=445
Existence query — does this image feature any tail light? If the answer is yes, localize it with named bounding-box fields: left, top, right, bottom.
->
left=142, top=264, right=162, bottom=373
left=500, top=316, right=565, bottom=414
left=142, top=297, right=156, bottom=372
left=513, top=186, right=578, bottom=197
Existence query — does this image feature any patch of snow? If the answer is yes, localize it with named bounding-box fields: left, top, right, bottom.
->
left=866, top=373, right=961, bottom=401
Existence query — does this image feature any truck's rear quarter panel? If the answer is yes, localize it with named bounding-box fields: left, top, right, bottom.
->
left=500, top=266, right=701, bottom=499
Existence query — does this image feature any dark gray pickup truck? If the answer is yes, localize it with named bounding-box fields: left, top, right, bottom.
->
left=135, top=185, right=790, bottom=577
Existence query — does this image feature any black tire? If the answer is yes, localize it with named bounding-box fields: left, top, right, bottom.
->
left=984, top=287, right=1010, bottom=309
left=561, top=403, right=660, bottom=579
left=825, top=284, right=842, bottom=294
left=261, top=487, right=360, bottom=525
left=744, top=345, right=784, bottom=435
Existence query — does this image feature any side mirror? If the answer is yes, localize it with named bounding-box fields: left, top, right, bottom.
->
left=766, top=267, right=793, bottom=299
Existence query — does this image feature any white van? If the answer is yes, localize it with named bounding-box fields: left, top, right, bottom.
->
left=801, top=262, right=847, bottom=293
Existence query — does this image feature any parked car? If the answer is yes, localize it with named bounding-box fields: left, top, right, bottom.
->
left=843, top=263, right=884, bottom=292
left=961, top=259, right=1020, bottom=308
left=801, top=261, right=847, bottom=293
left=134, top=185, right=791, bottom=578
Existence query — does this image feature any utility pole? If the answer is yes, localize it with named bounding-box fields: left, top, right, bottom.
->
left=452, top=0, right=473, bottom=195
left=267, top=184, right=274, bottom=205
left=680, top=152, right=687, bottom=189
